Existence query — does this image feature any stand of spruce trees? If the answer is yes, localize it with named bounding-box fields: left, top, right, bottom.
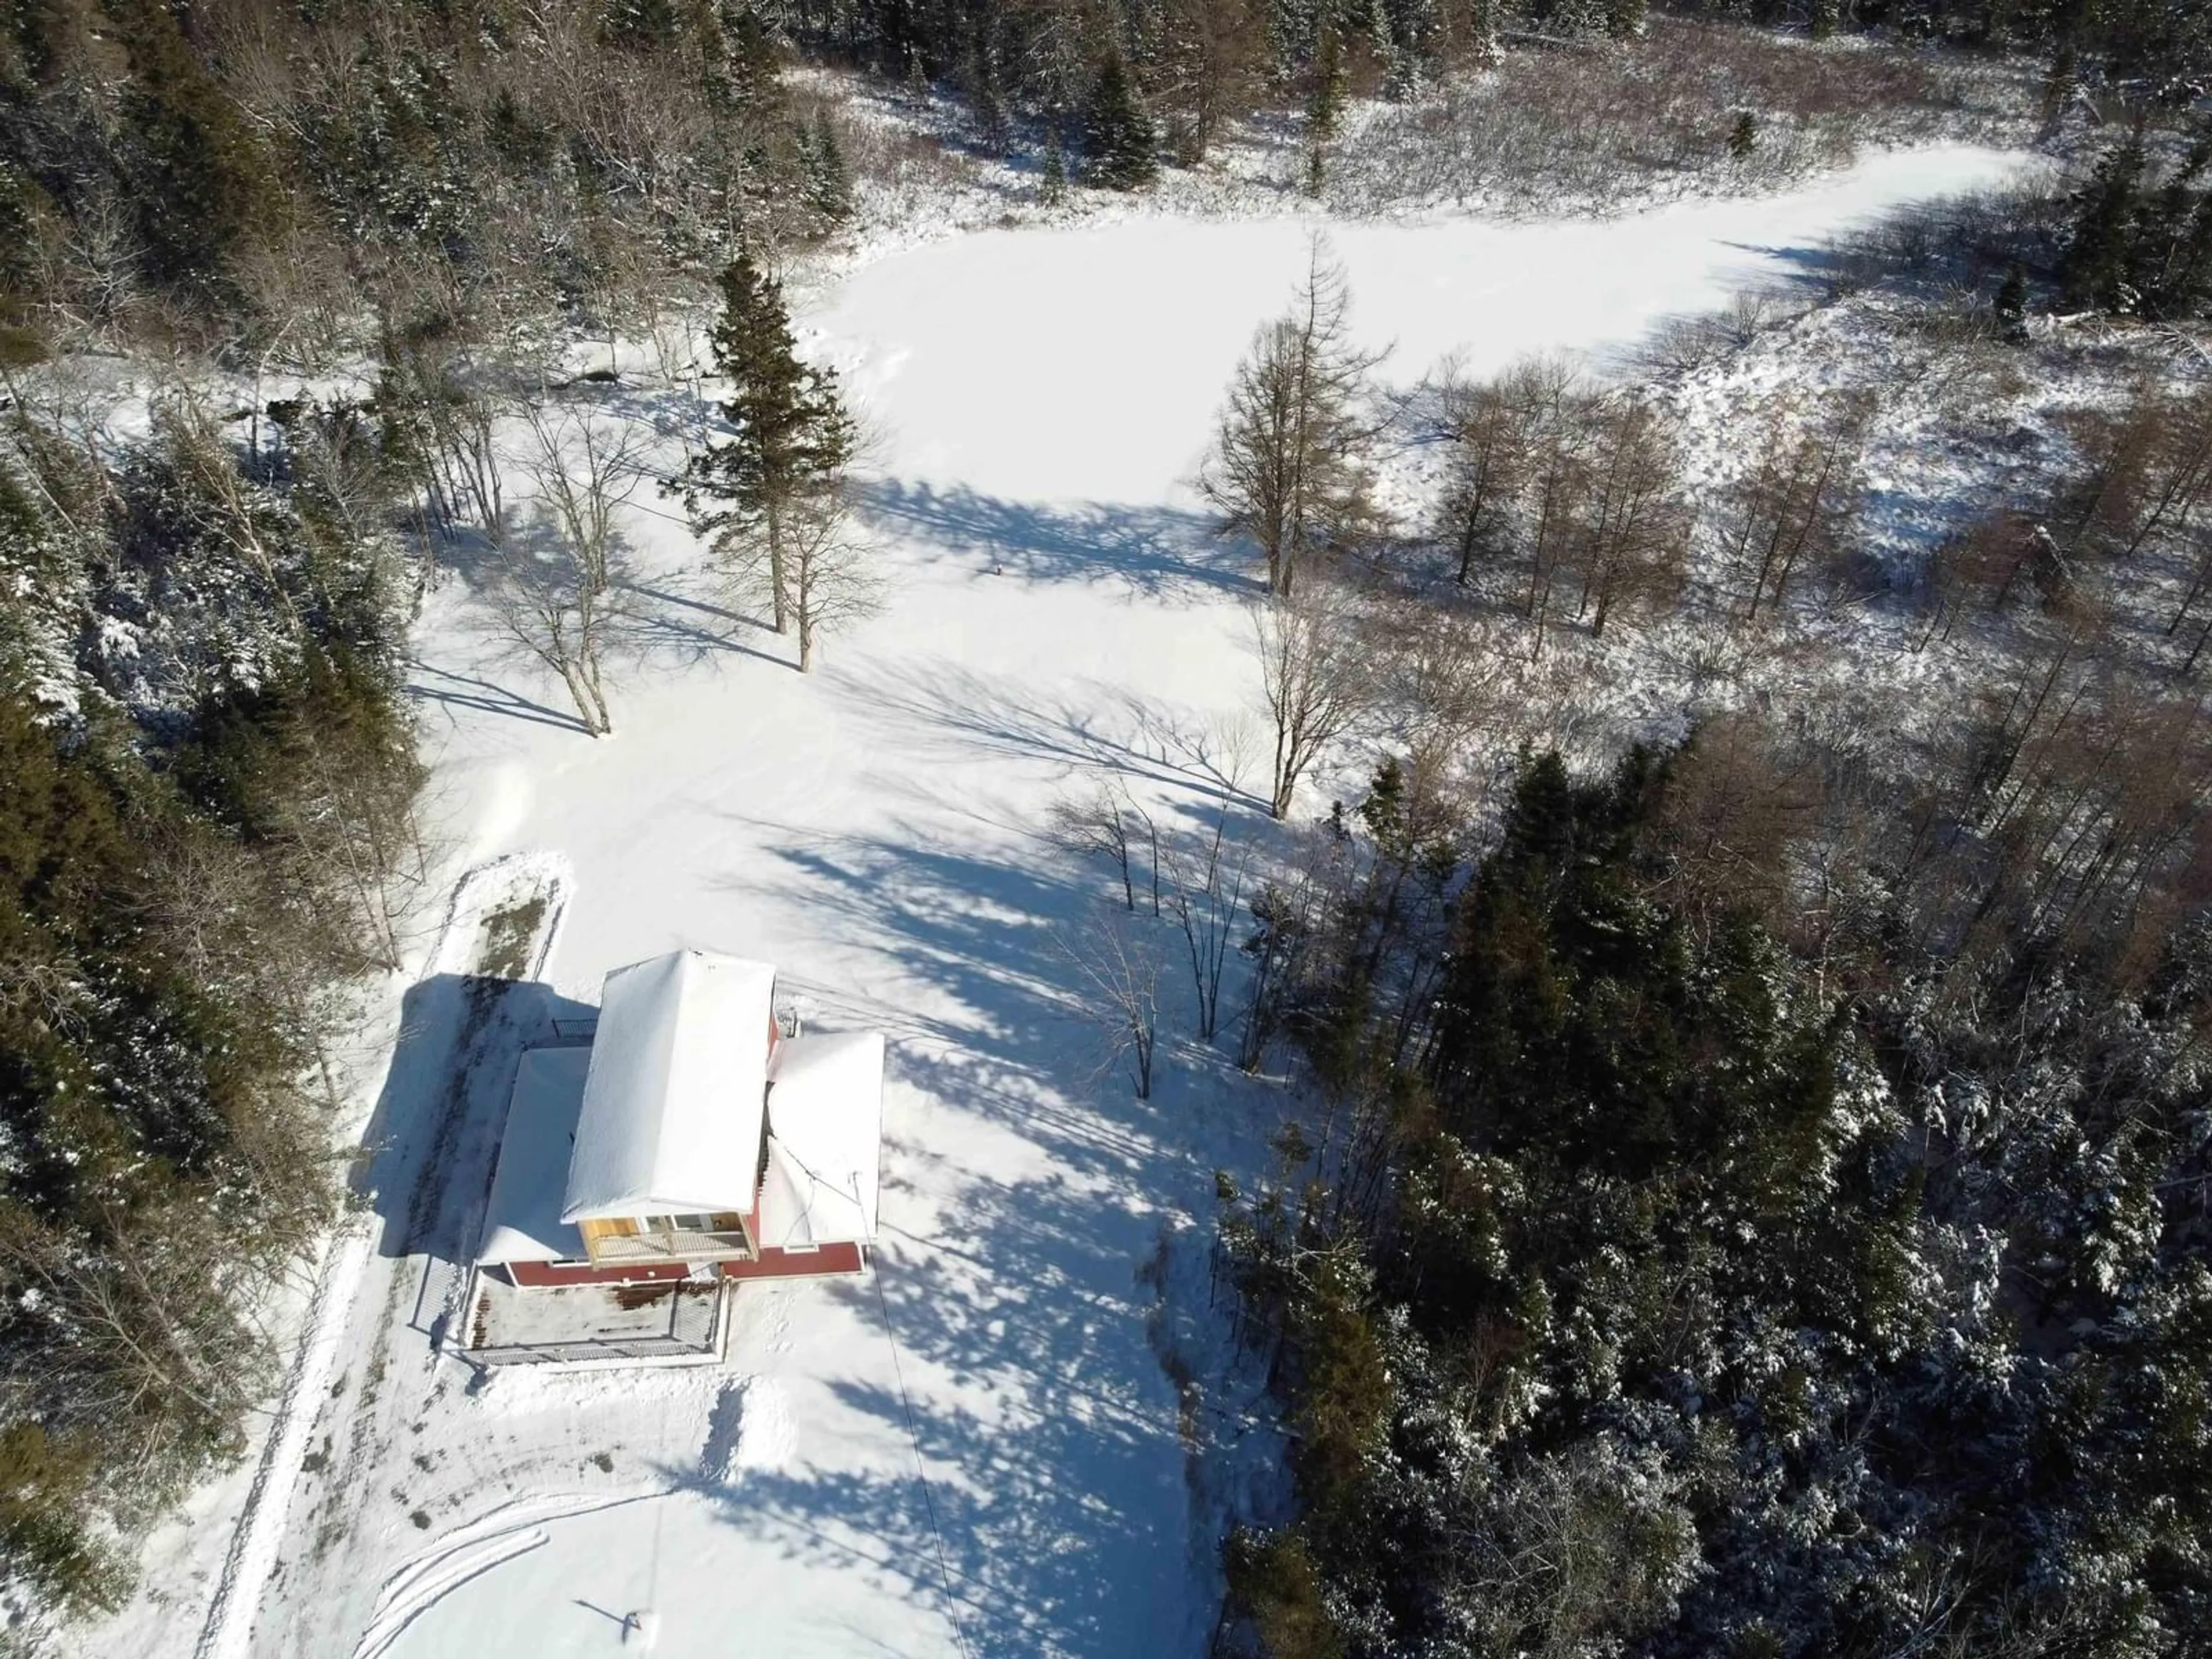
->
left=1216, top=746, right=2212, bottom=1658
left=0, top=396, right=423, bottom=1613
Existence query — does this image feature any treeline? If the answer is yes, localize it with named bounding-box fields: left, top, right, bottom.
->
left=0, top=392, right=424, bottom=1613
left=1212, top=721, right=2212, bottom=1655
left=0, top=0, right=855, bottom=361
left=787, top=0, right=2207, bottom=122
left=4, top=0, right=2200, bottom=368
left=1183, top=123, right=2212, bottom=1659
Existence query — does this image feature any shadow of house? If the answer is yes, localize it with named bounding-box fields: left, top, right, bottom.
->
left=354, top=971, right=600, bottom=1346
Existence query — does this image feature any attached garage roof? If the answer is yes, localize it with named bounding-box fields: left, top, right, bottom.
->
left=476, top=1047, right=591, bottom=1266
left=560, top=950, right=778, bottom=1224
left=756, top=1032, right=885, bottom=1251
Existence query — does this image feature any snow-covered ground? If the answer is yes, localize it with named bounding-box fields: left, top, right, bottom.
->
left=65, top=143, right=2029, bottom=1659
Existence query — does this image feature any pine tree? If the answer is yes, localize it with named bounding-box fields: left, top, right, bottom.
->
left=1082, top=50, right=1158, bottom=191
left=108, top=0, right=273, bottom=293
left=2063, top=132, right=2149, bottom=310
left=680, top=255, right=855, bottom=635
left=1995, top=260, right=2031, bottom=344
left=1040, top=127, right=1069, bottom=203
left=1728, top=109, right=1758, bottom=160
left=1306, top=20, right=1347, bottom=143
left=2130, top=132, right=2212, bottom=318
left=800, top=112, right=853, bottom=225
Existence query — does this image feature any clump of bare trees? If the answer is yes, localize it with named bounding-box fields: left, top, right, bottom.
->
left=1201, top=238, right=1384, bottom=597
left=482, top=397, right=647, bottom=735
left=1429, top=356, right=1692, bottom=657
left=1717, top=389, right=1872, bottom=624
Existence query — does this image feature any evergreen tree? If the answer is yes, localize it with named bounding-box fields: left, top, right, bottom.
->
left=680, top=254, right=855, bottom=635
left=107, top=0, right=272, bottom=294
left=964, top=36, right=1011, bottom=154
left=2063, top=132, right=2149, bottom=310
left=1994, top=260, right=2030, bottom=343
left=800, top=112, right=853, bottom=225
left=1728, top=108, right=1758, bottom=159
left=2129, top=130, right=2212, bottom=319
left=1082, top=50, right=1158, bottom=191
left=1040, top=127, right=1069, bottom=203
left=1306, top=19, right=1347, bottom=143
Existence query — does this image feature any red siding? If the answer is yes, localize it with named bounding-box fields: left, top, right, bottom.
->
left=719, top=1243, right=866, bottom=1282
left=505, top=1259, right=691, bottom=1289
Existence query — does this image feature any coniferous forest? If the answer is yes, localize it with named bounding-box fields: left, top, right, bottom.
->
left=1215, top=742, right=2212, bottom=1656
left=2, top=0, right=2212, bottom=1652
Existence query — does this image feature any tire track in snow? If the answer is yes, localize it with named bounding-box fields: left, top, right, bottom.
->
left=192, top=1221, right=375, bottom=1659
left=193, top=853, right=572, bottom=1659
left=349, top=1493, right=658, bottom=1659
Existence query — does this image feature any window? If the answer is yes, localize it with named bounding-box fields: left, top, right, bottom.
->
left=664, top=1213, right=718, bottom=1233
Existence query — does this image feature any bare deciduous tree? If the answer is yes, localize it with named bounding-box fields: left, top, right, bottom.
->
left=756, top=471, right=882, bottom=673
left=1255, top=583, right=1372, bottom=819
left=1717, top=390, right=1872, bottom=624
left=1062, top=904, right=1164, bottom=1099
left=1165, top=789, right=1254, bottom=1042
left=1573, top=393, right=1688, bottom=637
left=486, top=398, right=646, bottom=735
left=1201, top=237, right=1384, bottom=597
left=1051, top=779, right=1161, bottom=914
left=1433, top=354, right=1573, bottom=589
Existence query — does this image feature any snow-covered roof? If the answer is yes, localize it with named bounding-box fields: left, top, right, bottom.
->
left=756, top=1032, right=885, bottom=1251
left=560, top=950, right=778, bottom=1223
left=476, top=1047, right=592, bottom=1266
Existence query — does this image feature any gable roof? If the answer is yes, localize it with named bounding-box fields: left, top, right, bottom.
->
left=560, top=950, right=777, bottom=1222
left=756, top=1031, right=885, bottom=1251
left=476, top=1047, right=593, bottom=1265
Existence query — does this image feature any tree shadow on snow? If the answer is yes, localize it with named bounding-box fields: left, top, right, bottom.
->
left=859, top=477, right=1262, bottom=601
left=687, top=816, right=1264, bottom=1656
left=403, top=656, right=599, bottom=736
left=831, top=653, right=1275, bottom=820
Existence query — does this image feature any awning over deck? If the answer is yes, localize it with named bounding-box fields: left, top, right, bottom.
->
left=562, top=950, right=777, bottom=1224
left=476, top=1047, right=590, bottom=1266
left=756, top=1032, right=885, bottom=1251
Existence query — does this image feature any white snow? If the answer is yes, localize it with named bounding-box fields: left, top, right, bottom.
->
left=476, top=1048, right=592, bottom=1265
left=64, top=142, right=2037, bottom=1659
left=565, top=951, right=779, bottom=1221
left=760, top=1032, right=885, bottom=1249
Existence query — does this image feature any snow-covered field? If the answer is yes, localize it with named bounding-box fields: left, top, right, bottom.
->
left=69, top=143, right=2028, bottom=1659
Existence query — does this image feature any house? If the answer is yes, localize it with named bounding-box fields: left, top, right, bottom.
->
left=474, top=949, right=884, bottom=1291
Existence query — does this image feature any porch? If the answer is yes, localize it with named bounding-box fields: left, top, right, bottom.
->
left=460, top=1270, right=728, bottom=1369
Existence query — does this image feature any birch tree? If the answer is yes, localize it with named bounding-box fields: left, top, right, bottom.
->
left=1201, top=238, right=1382, bottom=597
left=777, top=474, right=882, bottom=672
left=487, top=399, right=645, bottom=736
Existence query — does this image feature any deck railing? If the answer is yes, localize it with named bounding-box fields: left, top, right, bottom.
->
left=585, top=1228, right=753, bottom=1265
left=464, top=1279, right=724, bottom=1369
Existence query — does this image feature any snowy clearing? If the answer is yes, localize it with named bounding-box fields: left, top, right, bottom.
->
left=67, top=143, right=2029, bottom=1659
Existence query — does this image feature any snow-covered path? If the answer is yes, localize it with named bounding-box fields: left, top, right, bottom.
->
left=71, top=144, right=2027, bottom=1659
